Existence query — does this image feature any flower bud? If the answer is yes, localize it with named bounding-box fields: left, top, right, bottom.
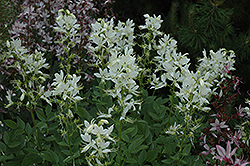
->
left=6, top=40, right=10, bottom=48
left=67, top=109, right=74, bottom=119
left=39, top=76, right=46, bottom=82
left=98, top=119, right=109, bottom=126
left=20, top=93, right=25, bottom=101
left=67, top=74, right=73, bottom=79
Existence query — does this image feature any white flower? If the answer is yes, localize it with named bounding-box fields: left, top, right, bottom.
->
left=166, top=122, right=182, bottom=135
left=80, top=119, right=115, bottom=165
left=39, top=86, right=52, bottom=105
left=5, top=90, right=13, bottom=108
left=97, top=106, right=114, bottom=119
left=9, top=38, right=28, bottom=55
left=139, top=14, right=163, bottom=33
left=50, top=70, right=82, bottom=102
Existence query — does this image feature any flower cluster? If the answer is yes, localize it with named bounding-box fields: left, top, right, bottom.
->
left=41, top=70, right=83, bottom=105
left=151, top=34, right=189, bottom=89
left=4, top=38, right=49, bottom=108
left=53, top=9, right=81, bottom=47
left=53, top=9, right=81, bottom=73
left=88, top=17, right=135, bottom=66
left=141, top=16, right=225, bottom=114
left=135, top=15, right=239, bottom=154
left=139, top=14, right=163, bottom=36
left=197, top=49, right=236, bottom=88
left=95, top=48, right=141, bottom=121
left=165, top=122, right=182, bottom=135
left=153, top=46, right=236, bottom=113
left=80, top=119, right=115, bottom=166
left=89, top=17, right=141, bottom=121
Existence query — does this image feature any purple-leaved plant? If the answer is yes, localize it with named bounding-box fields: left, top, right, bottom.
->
left=199, top=72, right=250, bottom=165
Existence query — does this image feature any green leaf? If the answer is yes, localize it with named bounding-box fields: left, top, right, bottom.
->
left=128, top=135, right=145, bottom=153
left=3, top=131, right=9, bottom=145
left=162, top=158, right=174, bottom=164
left=0, top=142, right=6, bottom=151
left=170, top=153, right=179, bottom=161
left=25, top=123, right=32, bottom=135
left=48, top=122, right=59, bottom=131
left=138, top=150, right=146, bottom=165
left=182, top=144, right=191, bottom=156
left=163, top=137, right=177, bottom=156
left=126, top=158, right=137, bottom=164
left=21, top=154, right=35, bottom=166
left=36, top=122, right=48, bottom=132
left=17, top=117, right=25, bottom=130
left=14, top=129, right=25, bottom=136
left=0, top=154, right=14, bottom=162
left=123, top=127, right=135, bottom=134
left=75, top=107, right=91, bottom=120
left=184, top=155, right=204, bottom=166
left=181, top=159, right=187, bottom=165
left=57, top=141, right=68, bottom=146
left=131, top=125, right=138, bottom=138
left=122, top=134, right=130, bottom=143
left=45, top=105, right=55, bottom=121
left=144, top=125, right=150, bottom=138
left=145, top=132, right=153, bottom=145
left=21, top=156, right=29, bottom=166
left=144, top=96, right=156, bottom=104
left=45, top=105, right=52, bottom=114
left=23, top=148, right=39, bottom=154
left=49, top=150, right=59, bottom=164
left=4, top=119, right=17, bottom=129
left=46, top=113, right=55, bottom=121
left=40, top=151, right=53, bottom=163
left=8, top=141, right=21, bottom=148
left=141, top=88, right=148, bottom=97
left=61, top=150, right=70, bottom=155
left=153, top=101, right=160, bottom=111
left=4, top=155, right=25, bottom=165
left=63, top=152, right=80, bottom=163
left=148, top=111, right=160, bottom=121
left=36, top=107, right=46, bottom=121
left=39, top=149, right=59, bottom=164
left=45, top=136, right=56, bottom=142
left=146, top=147, right=160, bottom=162
left=137, top=145, right=148, bottom=151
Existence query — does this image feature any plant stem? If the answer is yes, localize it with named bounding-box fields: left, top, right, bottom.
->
left=66, top=117, right=73, bottom=157
left=119, top=120, right=122, bottom=165
left=177, top=122, right=188, bottom=166
left=167, top=84, right=175, bottom=128
left=158, top=84, right=175, bottom=162
left=100, top=81, right=103, bottom=112
left=29, top=104, right=42, bottom=150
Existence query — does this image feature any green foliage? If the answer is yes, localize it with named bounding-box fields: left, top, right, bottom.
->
left=0, top=101, right=86, bottom=165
